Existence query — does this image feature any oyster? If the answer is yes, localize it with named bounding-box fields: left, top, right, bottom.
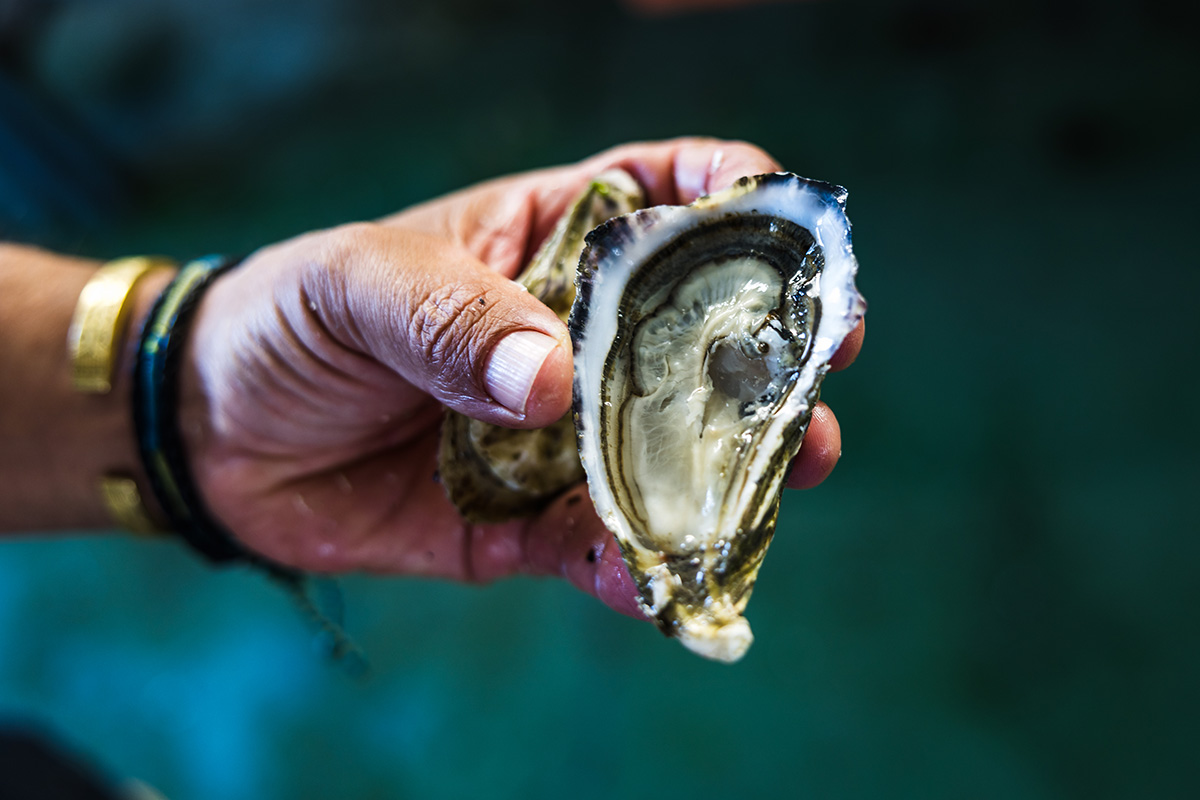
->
left=571, top=173, right=865, bottom=662
left=439, top=169, right=645, bottom=522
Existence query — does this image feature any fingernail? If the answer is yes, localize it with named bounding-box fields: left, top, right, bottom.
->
left=485, top=330, right=559, bottom=415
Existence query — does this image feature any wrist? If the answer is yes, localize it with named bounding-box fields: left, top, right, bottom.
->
left=0, top=248, right=173, bottom=531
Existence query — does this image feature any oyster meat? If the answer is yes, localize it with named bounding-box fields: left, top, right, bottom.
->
left=571, top=173, right=865, bottom=662
left=439, top=170, right=645, bottom=522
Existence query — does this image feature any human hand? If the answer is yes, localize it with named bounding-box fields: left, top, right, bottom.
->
left=181, top=138, right=864, bottom=618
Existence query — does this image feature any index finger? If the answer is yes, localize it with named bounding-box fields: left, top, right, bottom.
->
left=526, top=137, right=783, bottom=248
left=384, top=138, right=783, bottom=273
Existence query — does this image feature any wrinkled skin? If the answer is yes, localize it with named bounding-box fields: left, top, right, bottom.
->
left=181, top=138, right=865, bottom=619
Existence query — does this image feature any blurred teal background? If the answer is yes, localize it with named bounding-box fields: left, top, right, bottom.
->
left=2, top=0, right=1198, bottom=797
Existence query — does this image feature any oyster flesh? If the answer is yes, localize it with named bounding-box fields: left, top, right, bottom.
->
left=571, top=173, right=865, bottom=663
left=439, top=170, right=645, bottom=522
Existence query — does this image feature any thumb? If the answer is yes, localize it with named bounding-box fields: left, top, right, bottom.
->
left=324, top=223, right=573, bottom=428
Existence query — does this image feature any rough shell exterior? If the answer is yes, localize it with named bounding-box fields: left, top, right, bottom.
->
left=439, top=170, right=644, bottom=522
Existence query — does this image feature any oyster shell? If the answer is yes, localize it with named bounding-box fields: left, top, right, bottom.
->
left=570, top=173, right=865, bottom=663
left=439, top=169, right=645, bottom=522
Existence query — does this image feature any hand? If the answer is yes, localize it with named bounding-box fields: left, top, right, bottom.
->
left=181, top=137, right=865, bottom=618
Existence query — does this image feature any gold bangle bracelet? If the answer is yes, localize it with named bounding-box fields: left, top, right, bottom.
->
left=99, top=474, right=163, bottom=537
left=67, top=256, right=174, bottom=394
left=69, top=256, right=175, bottom=536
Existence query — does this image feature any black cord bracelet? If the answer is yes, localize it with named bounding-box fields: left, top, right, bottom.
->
left=133, top=255, right=259, bottom=563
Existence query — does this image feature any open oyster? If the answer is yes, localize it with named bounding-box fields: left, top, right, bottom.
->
left=571, top=173, right=865, bottom=662
left=439, top=170, right=645, bottom=521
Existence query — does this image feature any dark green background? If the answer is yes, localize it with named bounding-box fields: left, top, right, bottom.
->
left=2, top=1, right=1197, bottom=797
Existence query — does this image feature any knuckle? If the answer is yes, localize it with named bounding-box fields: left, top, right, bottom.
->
left=324, top=221, right=384, bottom=271
left=408, top=282, right=494, bottom=381
left=330, top=220, right=383, bottom=247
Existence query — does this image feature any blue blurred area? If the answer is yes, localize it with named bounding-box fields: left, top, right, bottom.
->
left=2, top=0, right=1198, bottom=798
